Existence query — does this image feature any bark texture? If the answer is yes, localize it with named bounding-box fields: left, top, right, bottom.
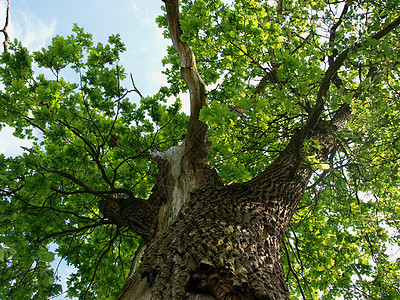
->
left=110, top=0, right=400, bottom=296
left=116, top=104, right=351, bottom=300
left=113, top=1, right=356, bottom=299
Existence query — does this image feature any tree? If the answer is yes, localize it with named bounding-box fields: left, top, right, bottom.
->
left=0, top=0, right=399, bottom=299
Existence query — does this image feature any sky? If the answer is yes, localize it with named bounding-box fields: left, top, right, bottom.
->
left=0, top=0, right=171, bottom=157
left=0, top=1, right=171, bottom=298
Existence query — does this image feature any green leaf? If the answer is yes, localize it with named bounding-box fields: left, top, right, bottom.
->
left=41, top=252, right=55, bottom=263
left=42, top=275, right=55, bottom=286
left=0, top=247, right=4, bottom=262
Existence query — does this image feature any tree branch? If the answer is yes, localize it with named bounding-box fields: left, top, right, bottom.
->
left=306, top=14, right=400, bottom=129
left=37, top=220, right=112, bottom=243
left=84, top=228, right=119, bottom=299
left=40, top=165, right=97, bottom=192
left=164, top=0, right=206, bottom=117
left=283, top=239, right=306, bottom=300
left=328, top=4, right=348, bottom=64
left=252, top=65, right=280, bottom=97
left=0, top=0, right=10, bottom=53
left=164, top=0, right=209, bottom=162
left=277, top=0, right=284, bottom=16
left=130, top=73, right=144, bottom=98
left=57, top=119, right=116, bottom=190
left=40, top=165, right=134, bottom=201
left=327, top=4, right=348, bottom=88
left=23, top=116, right=46, bottom=133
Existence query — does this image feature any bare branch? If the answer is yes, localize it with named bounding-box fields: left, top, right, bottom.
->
left=164, top=0, right=207, bottom=117
left=0, top=0, right=10, bottom=53
left=130, top=73, right=144, bottom=98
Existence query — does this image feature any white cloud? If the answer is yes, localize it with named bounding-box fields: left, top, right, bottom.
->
left=0, top=2, right=54, bottom=157
left=130, top=1, right=153, bottom=26
left=10, top=11, right=57, bottom=51
left=178, top=92, right=190, bottom=115
left=155, top=26, right=169, bottom=55
left=0, top=126, right=33, bottom=157
left=0, top=1, right=56, bottom=51
left=164, top=92, right=190, bottom=116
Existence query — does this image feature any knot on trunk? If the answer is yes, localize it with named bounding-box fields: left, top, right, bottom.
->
left=99, top=197, right=156, bottom=238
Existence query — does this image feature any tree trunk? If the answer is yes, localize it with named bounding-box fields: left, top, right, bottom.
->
left=116, top=106, right=351, bottom=300
left=118, top=182, right=295, bottom=299
left=114, top=1, right=354, bottom=298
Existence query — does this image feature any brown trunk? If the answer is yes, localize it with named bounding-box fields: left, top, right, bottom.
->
left=116, top=108, right=351, bottom=300
left=118, top=182, right=296, bottom=300
left=114, top=2, right=355, bottom=299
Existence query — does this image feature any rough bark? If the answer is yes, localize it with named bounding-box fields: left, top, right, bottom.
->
left=101, top=1, right=400, bottom=297
left=115, top=102, right=351, bottom=300
left=112, top=1, right=360, bottom=299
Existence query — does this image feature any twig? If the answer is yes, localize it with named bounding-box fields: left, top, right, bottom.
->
left=83, top=228, right=119, bottom=299
left=130, top=73, right=144, bottom=98
left=37, top=220, right=111, bottom=243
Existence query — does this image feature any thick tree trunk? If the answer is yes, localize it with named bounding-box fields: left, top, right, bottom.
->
left=118, top=182, right=295, bottom=300
left=114, top=2, right=354, bottom=298
left=116, top=106, right=351, bottom=300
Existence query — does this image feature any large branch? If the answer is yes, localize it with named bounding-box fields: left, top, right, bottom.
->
left=164, top=0, right=209, bottom=162
left=328, top=4, right=349, bottom=66
left=327, top=4, right=349, bottom=89
left=0, top=0, right=10, bottom=53
left=306, top=14, right=400, bottom=129
left=40, top=165, right=156, bottom=237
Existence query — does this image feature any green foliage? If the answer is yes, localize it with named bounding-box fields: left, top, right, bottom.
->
left=159, top=0, right=400, bottom=298
left=0, top=25, right=187, bottom=298
left=0, top=0, right=400, bottom=299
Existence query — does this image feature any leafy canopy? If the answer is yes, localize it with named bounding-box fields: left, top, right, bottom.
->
left=0, top=24, right=187, bottom=299
left=0, top=0, right=399, bottom=299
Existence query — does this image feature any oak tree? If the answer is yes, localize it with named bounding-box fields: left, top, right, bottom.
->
left=0, top=0, right=399, bottom=299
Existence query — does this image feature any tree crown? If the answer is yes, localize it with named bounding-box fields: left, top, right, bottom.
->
left=0, top=1, right=399, bottom=299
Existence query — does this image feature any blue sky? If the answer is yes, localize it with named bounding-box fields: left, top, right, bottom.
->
left=0, top=0, right=171, bottom=157
left=0, top=1, right=170, bottom=297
